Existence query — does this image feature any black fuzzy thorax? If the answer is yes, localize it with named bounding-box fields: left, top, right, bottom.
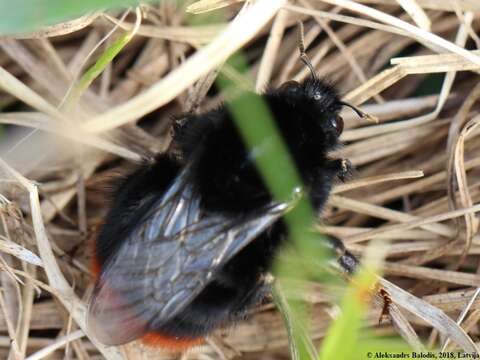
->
left=174, top=77, right=342, bottom=213
left=94, top=77, right=345, bottom=340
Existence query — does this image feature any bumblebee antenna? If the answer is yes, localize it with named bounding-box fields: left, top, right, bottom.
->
left=339, top=101, right=365, bottom=118
left=339, top=100, right=378, bottom=123
left=298, top=21, right=318, bottom=81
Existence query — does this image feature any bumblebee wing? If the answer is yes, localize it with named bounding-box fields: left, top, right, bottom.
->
left=88, top=167, right=289, bottom=345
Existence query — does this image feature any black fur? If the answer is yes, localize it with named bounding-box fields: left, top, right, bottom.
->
left=94, top=77, right=349, bottom=341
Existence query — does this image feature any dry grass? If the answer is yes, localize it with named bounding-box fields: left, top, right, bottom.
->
left=0, top=0, right=480, bottom=358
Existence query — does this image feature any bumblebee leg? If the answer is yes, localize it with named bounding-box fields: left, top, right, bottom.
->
left=231, top=277, right=272, bottom=322
left=326, top=236, right=358, bottom=274
left=326, top=159, right=354, bottom=182
left=338, top=159, right=354, bottom=182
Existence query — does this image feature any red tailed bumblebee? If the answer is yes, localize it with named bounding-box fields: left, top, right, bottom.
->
left=87, top=60, right=362, bottom=349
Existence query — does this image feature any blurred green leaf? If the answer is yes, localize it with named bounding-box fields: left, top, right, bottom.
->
left=318, top=269, right=366, bottom=359
left=318, top=283, right=364, bottom=360
left=0, top=0, right=149, bottom=34
left=273, top=283, right=318, bottom=360
left=217, top=53, right=333, bottom=360
left=318, top=263, right=410, bottom=360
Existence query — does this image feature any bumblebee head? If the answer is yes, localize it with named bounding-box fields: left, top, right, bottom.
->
left=278, top=78, right=345, bottom=138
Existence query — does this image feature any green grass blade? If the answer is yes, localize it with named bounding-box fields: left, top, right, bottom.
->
left=318, top=283, right=364, bottom=360
left=318, top=265, right=402, bottom=360
left=272, top=282, right=318, bottom=360
left=67, top=31, right=132, bottom=106
left=0, top=0, right=148, bottom=34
